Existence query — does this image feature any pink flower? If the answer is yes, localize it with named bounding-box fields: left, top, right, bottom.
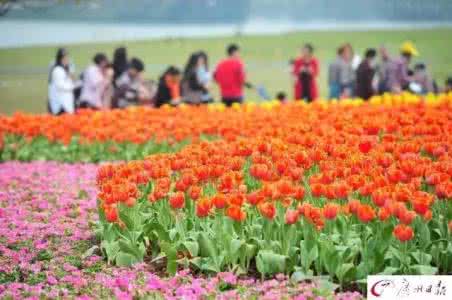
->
left=47, top=275, right=58, bottom=285
left=146, top=275, right=165, bottom=291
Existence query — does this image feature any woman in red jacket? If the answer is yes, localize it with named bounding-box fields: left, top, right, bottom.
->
left=292, top=43, right=319, bottom=102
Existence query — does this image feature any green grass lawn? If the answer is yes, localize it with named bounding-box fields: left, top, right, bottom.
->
left=1, top=28, right=452, bottom=114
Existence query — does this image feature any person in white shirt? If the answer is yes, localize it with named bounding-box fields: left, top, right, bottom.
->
left=48, top=48, right=75, bottom=115
left=79, top=53, right=110, bottom=109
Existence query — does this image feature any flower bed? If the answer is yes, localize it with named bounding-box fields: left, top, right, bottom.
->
left=0, top=162, right=362, bottom=299
left=1, top=93, right=451, bottom=162
left=94, top=99, right=452, bottom=287
left=1, top=93, right=451, bottom=297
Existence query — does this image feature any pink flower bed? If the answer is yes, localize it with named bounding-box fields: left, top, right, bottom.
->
left=0, top=162, right=362, bottom=299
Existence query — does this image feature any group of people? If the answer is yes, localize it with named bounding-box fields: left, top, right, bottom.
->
left=293, top=41, right=452, bottom=102
left=47, top=44, right=248, bottom=115
left=48, top=42, right=452, bottom=115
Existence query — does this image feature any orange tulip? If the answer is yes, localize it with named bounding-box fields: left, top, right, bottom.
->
left=226, top=205, right=247, bottom=222
left=378, top=207, right=391, bottom=221
left=188, top=185, right=201, bottom=200
left=357, top=204, right=376, bottom=223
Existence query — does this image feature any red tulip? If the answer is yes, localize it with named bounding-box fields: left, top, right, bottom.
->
left=359, top=140, right=372, bottom=154
left=323, top=203, right=339, bottom=220
left=212, top=194, right=226, bottom=209
left=246, top=191, right=264, bottom=206
left=393, top=224, right=414, bottom=242
left=169, top=192, right=185, bottom=209
left=196, top=197, right=212, bottom=217
left=258, top=202, right=276, bottom=220
left=105, top=206, right=118, bottom=222
left=399, top=210, right=416, bottom=225
left=188, top=185, right=201, bottom=200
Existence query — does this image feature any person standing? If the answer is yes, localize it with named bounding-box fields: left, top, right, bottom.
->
left=337, top=43, right=355, bottom=98
left=328, top=44, right=354, bottom=99
left=292, top=43, right=319, bottom=102
left=377, top=45, right=392, bottom=94
left=328, top=48, right=342, bottom=99
left=112, top=47, right=128, bottom=86
left=355, top=48, right=377, bottom=100
left=386, top=41, right=419, bottom=93
left=214, top=44, right=246, bottom=107
left=48, top=48, right=76, bottom=115
left=79, top=53, right=110, bottom=109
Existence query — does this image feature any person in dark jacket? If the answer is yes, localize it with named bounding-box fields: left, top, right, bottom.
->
left=112, top=47, right=128, bottom=86
left=355, top=48, right=377, bottom=100
left=182, top=52, right=212, bottom=104
left=155, top=66, right=182, bottom=108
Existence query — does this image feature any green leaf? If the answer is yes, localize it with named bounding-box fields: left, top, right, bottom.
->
left=245, top=244, right=257, bottom=259
left=291, top=270, right=314, bottom=283
left=411, top=251, right=432, bottom=265
left=169, top=228, right=178, bottom=241
left=416, top=222, right=431, bottom=249
left=317, top=279, right=339, bottom=293
left=410, top=264, right=438, bottom=275
left=198, top=232, right=217, bottom=258
left=380, top=266, right=399, bottom=275
left=118, top=206, right=135, bottom=230
left=118, top=240, right=145, bottom=261
left=145, top=221, right=170, bottom=242
left=102, top=240, right=120, bottom=263
left=256, top=250, right=286, bottom=276
left=116, top=252, right=138, bottom=267
left=200, top=258, right=220, bottom=273
left=230, top=239, right=243, bottom=256
left=189, top=257, right=202, bottom=270
left=389, top=246, right=404, bottom=264
left=183, top=241, right=199, bottom=257
left=336, top=263, right=355, bottom=283
left=161, top=241, right=178, bottom=275
left=300, top=240, right=318, bottom=271
left=309, top=245, right=319, bottom=265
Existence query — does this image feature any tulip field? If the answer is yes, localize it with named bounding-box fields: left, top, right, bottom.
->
left=1, top=93, right=452, bottom=299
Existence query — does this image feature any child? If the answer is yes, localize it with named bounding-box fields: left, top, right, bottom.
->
left=276, top=91, right=287, bottom=104
left=410, top=63, right=434, bottom=94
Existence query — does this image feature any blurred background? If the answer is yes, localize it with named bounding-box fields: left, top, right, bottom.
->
left=1, top=0, right=452, bottom=114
